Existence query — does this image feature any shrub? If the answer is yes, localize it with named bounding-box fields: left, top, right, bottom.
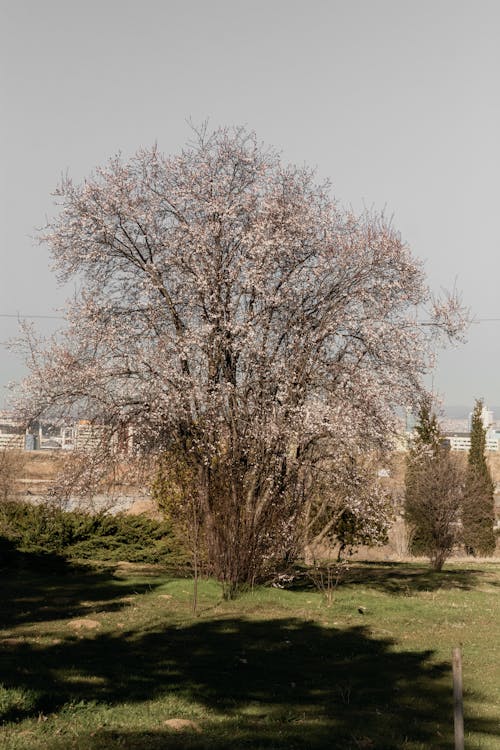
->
left=0, top=501, right=188, bottom=565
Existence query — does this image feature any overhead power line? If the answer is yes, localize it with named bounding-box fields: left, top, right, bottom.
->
left=1, top=312, right=500, bottom=323
left=0, top=313, right=65, bottom=320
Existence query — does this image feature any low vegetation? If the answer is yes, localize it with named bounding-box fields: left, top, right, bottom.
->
left=0, top=544, right=499, bottom=749
left=1, top=445, right=498, bottom=748
left=0, top=502, right=186, bottom=566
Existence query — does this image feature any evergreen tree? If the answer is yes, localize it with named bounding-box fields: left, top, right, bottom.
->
left=412, top=399, right=441, bottom=453
left=404, top=399, right=441, bottom=509
left=405, top=399, right=464, bottom=570
left=462, top=399, right=496, bottom=555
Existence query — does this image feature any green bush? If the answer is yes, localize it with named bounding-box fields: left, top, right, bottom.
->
left=0, top=501, right=188, bottom=565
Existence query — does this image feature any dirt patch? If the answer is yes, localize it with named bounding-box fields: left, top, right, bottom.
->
left=163, top=719, right=201, bottom=733
left=113, top=561, right=162, bottom=576
left=68, top=618, right=101, bottom=630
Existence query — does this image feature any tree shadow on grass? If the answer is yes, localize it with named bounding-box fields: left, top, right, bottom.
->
left=342, top=561, right=490, bottom=595
left=1, top=614, right=498, bottom=749
left=0, top=538, right=163, bottom=631
left=1, top=551, right=498, bottom=748
left=289, top=561, right=496, bottom=597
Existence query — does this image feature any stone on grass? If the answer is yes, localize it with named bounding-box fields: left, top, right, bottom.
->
left=68, top=618, right=100, bottom=630
left=163, top=719, right=201, bottom=733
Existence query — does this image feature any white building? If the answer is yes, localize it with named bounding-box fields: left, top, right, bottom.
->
left=443, top=431, right=499, bottom=452
left=73, top=421, right=106, bottom=451
left=0, top=412, right=24, bottom=450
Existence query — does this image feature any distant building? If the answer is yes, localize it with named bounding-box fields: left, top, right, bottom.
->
left=61, top=426, right=75, bottom=450
left=443, top=431, right=499, bottom=452
left=24, top=433, right=37, bottom=451
left=439, top=406, right=498, bottom=452
left=0, top=411, right=24, bottom=450
left=488, top=430, right=500, bottom=452
left=443, top=432, right=471, bottom=451
left=73, top=420, right=106, bottom=451
left=0, top=411, right=136, bottom=454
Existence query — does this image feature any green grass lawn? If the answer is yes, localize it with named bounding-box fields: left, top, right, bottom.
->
left=1, top=551, right=499, bottom=749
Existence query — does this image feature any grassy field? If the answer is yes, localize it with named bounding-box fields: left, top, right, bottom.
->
left=0, top=552, right=499, bottom=749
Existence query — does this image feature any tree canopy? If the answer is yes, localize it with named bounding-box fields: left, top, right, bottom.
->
left=15, top=126, right=467, bottom=588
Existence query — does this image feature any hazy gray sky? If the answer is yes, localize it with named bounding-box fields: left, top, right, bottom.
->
left=1, top=0, right=499, bottom=411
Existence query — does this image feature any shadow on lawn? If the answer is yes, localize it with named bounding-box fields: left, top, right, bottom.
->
left=289, top=561, right=494, bottom=597
left=1, top=549, right=498, bottom=749
left=0, top=538, right=163, bottom=631
left=1, top=618, right=498, bottom=747
left=341, top=561, right=491, bottom=595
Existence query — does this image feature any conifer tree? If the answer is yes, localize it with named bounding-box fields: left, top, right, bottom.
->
left=412, top=399, right=441, bottom=453
left=462, top=400, right=496, bottom=555
left=404, top=399, right=464, bottom=570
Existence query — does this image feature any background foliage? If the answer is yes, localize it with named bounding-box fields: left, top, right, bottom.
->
left=0, top=501, right=186, bottom=565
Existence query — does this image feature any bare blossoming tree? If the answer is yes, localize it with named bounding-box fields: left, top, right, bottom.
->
left=301, top=451, right=392, bottom=564
left=14, top=126, right=466, bottom=592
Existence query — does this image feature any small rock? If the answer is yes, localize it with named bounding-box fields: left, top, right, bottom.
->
left=163, top=719, right=201, bottom=733
left=68, top=618, right=100, bottom=630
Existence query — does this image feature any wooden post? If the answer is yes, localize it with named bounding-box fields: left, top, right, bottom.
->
left=452, top=646, right=464, bottom=750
